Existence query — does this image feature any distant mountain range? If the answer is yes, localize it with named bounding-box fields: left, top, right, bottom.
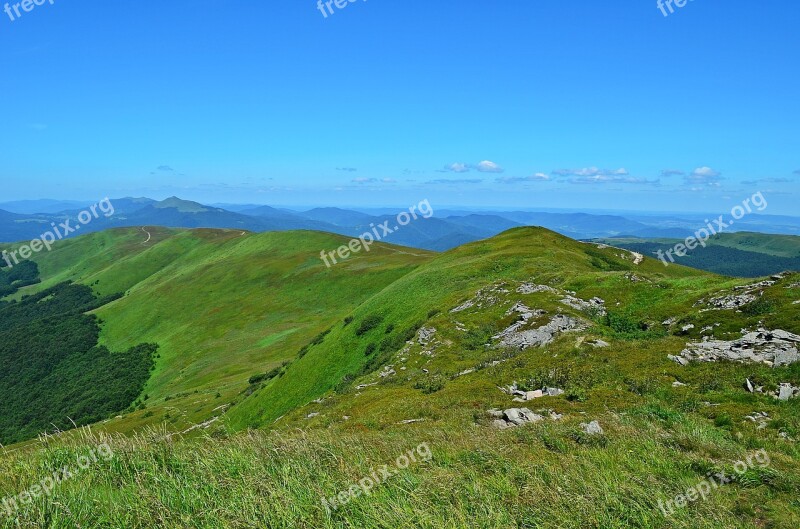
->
left=2, top=197, right=800, bottom=253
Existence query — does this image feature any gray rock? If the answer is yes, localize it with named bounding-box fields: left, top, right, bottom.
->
left=492, top=419, right=513, bottom=429
left=517, top=282, right=560, bottom=295
left=494, top=314, right=588, bottom=350
left=777, top=383, right=796, bottom=401
left=745, top=378, right=754, bottom=393
left=545, top=387, right=565, bottom=397
left=587, top=339, right=610, bottom=348
left=417, top=327, right=437, bottom=345
left=503, top=408, right=544, bottom=426
left=560, top=295, right=607, bottom=316
left=677, top=328, right=800, bottom=367
left=668, top=354, right=689, bottom=366
left=581, top=421, right=604, bottom=435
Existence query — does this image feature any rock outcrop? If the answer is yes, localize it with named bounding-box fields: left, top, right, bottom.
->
left=494, top=313, right=587, bottom=350
left=672, top=328, right=800, bottom=367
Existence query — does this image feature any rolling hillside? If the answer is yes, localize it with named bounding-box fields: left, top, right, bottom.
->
left=4, top=227, right=432, bottom=436
left=1, top=226, right=799, bottom=528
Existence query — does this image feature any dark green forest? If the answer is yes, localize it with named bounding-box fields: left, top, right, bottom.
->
left=0, top=267, right=156, bottom=445
left=0, top=260, right=40, bottom=298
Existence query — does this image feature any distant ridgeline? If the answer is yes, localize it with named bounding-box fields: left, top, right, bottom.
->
left=601, top=241, right=800, bottom=278
left=0, top=261, right=157, bottom=445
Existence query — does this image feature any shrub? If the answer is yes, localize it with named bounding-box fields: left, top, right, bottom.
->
left=356, top=315, right=384, bottom=336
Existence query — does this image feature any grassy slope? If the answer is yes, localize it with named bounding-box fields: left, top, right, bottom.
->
left=10, top=227, right=432, bottom=435
left=228, top=227, right=725, bottom=431
left=2, top=227, right=799, bottom=528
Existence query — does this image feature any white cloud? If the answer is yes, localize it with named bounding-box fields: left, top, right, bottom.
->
left=443, top=162, right=470, bottom=173
left=660, top=169, right=685, bottom=177
left=352, top=177, right=377, bottom=184
left=569, top=175, right=658, bottom=185
left=497, top=173, right=550, bottom=184
left=426, top=178, right=483, bottom=185
left=552, top=167, right=629, bottom=177
left=686, top=166, right=722, bottom=186
left=475, top=160, right=505, bottom=173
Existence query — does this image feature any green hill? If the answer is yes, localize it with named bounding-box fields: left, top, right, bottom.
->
left=4, top=227, right=431, bottom=436
left=1, top=227, right=799, bottom=528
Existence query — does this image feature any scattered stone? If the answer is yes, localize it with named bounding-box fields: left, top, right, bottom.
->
left=776, top=383, right=799, bottom=401
left=504, top=408, right=544, bottom=426
left=379, top=366, right=396, bottom=378
left=527, top=390, right=544, bottom=400
left=494, top=314, right=588, bottom=350
left=581, top=421, right=604, bottom=435
left=517, top=282, right=560, bottom=295
left=560, top=295, right=607, bottom=316
left=450, top=284, right=509, bottom=313
left=668, top=354, right=689, bottom=366
left=343, top=416, right=350, bottom=420
left=586, top=339, right=610, bottom=348
left=681, top=324, right=695, bottom=333
left=744, top=411, right=771, bottom=430
left=676, top=328, right=800, bottom=367
left=306, top=412, right=319, bottom=419
left=417, top=327, right=436, bottom=345
left=398, top=418, right=425, bottom=425
left=705, top=293, right=758, bottom=310
left=672, top=381, right=687, bottom=387
left=745, top=378, right=755, bottom=393
left=625, top=272, right=646, bottom=282
left=355, top=382, right=379, bottom=390
left=663, top=317, right=678, bottom=326
left=454, top=368, right=474, bottom=378
left=545, top=387, right=565, bottom=397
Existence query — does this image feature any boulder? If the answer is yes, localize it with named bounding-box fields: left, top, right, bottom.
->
left=581, top=421, right=604, bottom=435
left=504, top=408, right=544, bottom=426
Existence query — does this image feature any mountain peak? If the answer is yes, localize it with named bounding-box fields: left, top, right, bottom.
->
left=154, top=196, right=209, bottom=213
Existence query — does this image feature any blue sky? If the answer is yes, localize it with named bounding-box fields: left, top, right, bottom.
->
left=1, top=0, right=798, bottom=214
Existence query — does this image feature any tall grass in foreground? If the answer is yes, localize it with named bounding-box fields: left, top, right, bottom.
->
left=1, top=414, right=798, bottom=529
